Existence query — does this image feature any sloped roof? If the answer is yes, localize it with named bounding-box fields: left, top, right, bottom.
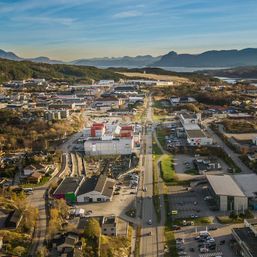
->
left=207, top=174, right=245, bottom=197
left=233, top=174, right=257, bottom=197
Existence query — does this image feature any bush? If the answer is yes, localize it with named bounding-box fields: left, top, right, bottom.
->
left=229, top=211, right=238, bottom=219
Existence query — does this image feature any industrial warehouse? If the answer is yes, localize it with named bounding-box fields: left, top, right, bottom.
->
left=83, top=123, right=141, bottom=156
left=206, top=174, right=257, bottom=211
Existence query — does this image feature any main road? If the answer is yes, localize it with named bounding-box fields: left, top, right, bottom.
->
left=139, top=95, right=165, bottom=257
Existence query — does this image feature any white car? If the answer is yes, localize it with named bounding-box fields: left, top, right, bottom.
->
left=200, top=248, right=209, bottom=253
left=147, top=219, right=152, bottom=225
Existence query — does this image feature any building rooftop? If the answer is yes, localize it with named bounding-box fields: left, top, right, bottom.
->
left=77, top=176, right=98, bottom=195
left=54, top=177, right=84, bottom=195
left=77, top=175, right=115, bottom=198
left=207, top=174, right=246, bottom=197
left=180, top=112, right=198, bottom=119
left=186, top=129, right=206, bottom=138
left=183, top=123, right=201, bottom=131
left=233, top=174, right=257, bottom=198
left=102, top=216, right=116, bottom=225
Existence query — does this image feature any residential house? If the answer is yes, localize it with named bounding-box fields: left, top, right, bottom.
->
left=27, top=172, right=43, bottom=183
left=52, top=233, right=79, bottom=253
left=170, top=96, right=197, bottom=106
left=4, top=209, right=23, bottom=229
left=23, top=163, right=47, bottom=176
left=101, top=216, right=128, bottom=237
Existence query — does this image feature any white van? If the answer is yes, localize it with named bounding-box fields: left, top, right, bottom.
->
left=23, top=188, right=33, bottom=194
left=199, top=231, right=209, bottom=237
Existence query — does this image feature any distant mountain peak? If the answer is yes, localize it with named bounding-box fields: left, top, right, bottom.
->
left=0, top=49, right=21, bottom=61
left=1, top=48, right=257, bottom=68
left=152, top=48, right=257, bottom=67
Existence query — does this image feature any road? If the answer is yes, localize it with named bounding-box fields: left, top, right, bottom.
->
left=139, top=95, right=165, bottom=257
left=206, top=125, right=253, bottom=174
left=28, top=140, right=77, bottom=256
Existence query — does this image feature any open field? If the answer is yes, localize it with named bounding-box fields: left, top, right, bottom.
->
left=223, top=132, right=257, bottom=141
left=117, top=72, right=189, bottom=83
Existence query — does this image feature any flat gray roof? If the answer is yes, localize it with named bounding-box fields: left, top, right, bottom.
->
left=186, top=129, right=206, bottom=138
left=207, top=174, right=246, bottom=197
left=233, top=174, right=257, bottom=198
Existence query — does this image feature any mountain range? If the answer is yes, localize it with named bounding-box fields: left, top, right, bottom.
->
left=71, top=55, right=161, bottom=67
left=0, top=49, right=63, bottom=64
left=2, top=48, right=257, bottom=68
left=153, top=48, right=257, bottom=67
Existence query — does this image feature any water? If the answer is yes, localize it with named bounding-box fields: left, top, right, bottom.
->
left=214, top=77, right=238, bottom=84
left=159, top=66, right=229, bottom=73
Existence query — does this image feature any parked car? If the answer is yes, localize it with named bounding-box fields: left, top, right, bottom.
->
left=172, top=225, right=181, bottom=230
left=200, top=247, right=209, bottom=253
left=220, top=240, right=225, bottom=245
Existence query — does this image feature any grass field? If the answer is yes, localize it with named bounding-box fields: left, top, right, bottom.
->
left=160, top=154, right=177, bottom=183
left=152, top=140, right=162, bottom=221
left=117, top=72, right=189, bottom=83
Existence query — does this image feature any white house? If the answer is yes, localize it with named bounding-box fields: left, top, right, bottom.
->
left=24, top=165, right=36, bottom=176
left=77, top=175, right=116, bottom=203
left=23, top=164, right=47, bottom=176
left=253, top=136, right=257, bottom=146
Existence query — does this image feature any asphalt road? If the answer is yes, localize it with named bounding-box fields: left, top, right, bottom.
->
left=27, top=160, right=68, bottom=256
left=140, top=96, right=165, bottom=257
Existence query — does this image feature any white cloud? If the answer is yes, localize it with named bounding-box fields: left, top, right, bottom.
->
left=13, top=16, right=76, bottom=26
left=113, top=10, right=142, bottom=18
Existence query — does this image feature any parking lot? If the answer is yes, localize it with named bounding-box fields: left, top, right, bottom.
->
left=169, top=184, right=215, bottom=220
left=174, top=223, right=244, bottom=257
left=72, top=175, right=140, bottom=220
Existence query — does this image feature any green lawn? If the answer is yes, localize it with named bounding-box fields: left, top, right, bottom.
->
left=21, top=175, right=51, bottom=188
left=152, top=140, right=162, bottom=221
left=216, top=216, right=244, bottom=224
left=164, top=228, right=178, bottom=257
left=160, top=154, right=177, bottom=183
left=156, top=126, right=170, bottom=148
left=174, top=217, right=212, bottom=226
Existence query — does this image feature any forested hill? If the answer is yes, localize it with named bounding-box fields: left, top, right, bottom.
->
left=0, top=58, right=124, bottom=83
left=199, top=66, right=257, bottom=79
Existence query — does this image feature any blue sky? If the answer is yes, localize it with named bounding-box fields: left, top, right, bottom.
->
left=0, top=0, right=257, bottom=60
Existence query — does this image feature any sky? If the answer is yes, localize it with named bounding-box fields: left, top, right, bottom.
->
left=0, top=0, right=257, bottom=61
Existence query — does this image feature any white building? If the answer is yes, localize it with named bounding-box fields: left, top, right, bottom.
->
left=83, top=123, right=137, bottom=155
left=207, top=174, right=248, bottom=211
left=253, top=137, right=257, bottom=146
left=98, top=80, right=115, bottom=85
left=77, top=175, right=116, bottom=203
left=180, top=112, right=201, bottom=125
left=84, top=138, right=133, bottom=156
left=170, top=96, right=197, bottom=106
left=179, top=112, right=213, bottom=146
left=128, top=96, right=144, bottom=104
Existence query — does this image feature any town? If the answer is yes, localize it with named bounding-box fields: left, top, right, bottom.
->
left=0, top=66, right=256, bottom=257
